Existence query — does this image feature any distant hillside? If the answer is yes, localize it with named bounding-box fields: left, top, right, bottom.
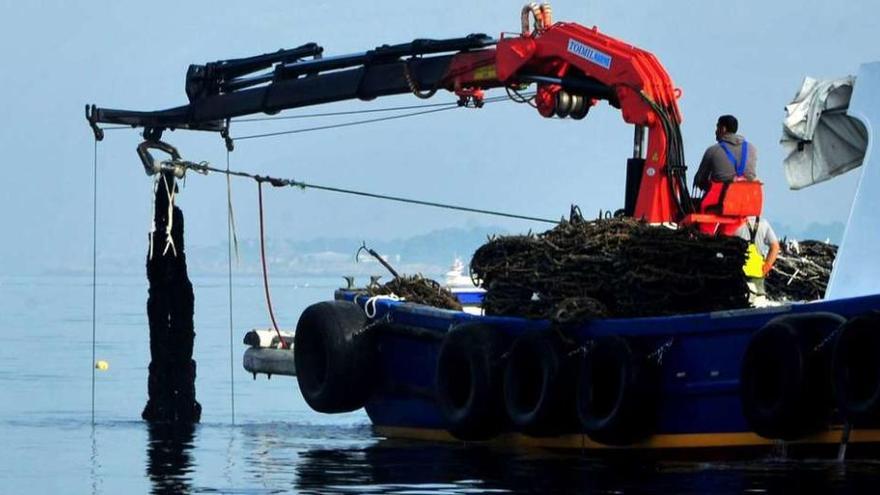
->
left=43, top=221, right=846, bottom=277
left=188, top=225, right=511, bottom=277
left=45, top=225, right=510, bottom=277
left=184, top=221, right=844, bottom=277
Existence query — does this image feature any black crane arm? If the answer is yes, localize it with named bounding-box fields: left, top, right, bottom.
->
left=86, top=34, right=500, bottom=138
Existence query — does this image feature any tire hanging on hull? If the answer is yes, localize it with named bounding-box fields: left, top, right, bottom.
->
left=435, top=322, right=511, bottom=441
left=294, top=300, right=374, bottom=413
left=832, top=312, right=880, bottom=426
left=502, top=330, right=577, bottom=436
left=575, top=335, right=660, bottom=446
left=739, top=312, right=843, bottom=440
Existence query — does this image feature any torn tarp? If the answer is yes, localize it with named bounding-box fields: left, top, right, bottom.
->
left=781, top=76, right=867, bottom=189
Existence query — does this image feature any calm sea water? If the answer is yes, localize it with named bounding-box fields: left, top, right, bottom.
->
left=2, top=274, right=879, bottom=494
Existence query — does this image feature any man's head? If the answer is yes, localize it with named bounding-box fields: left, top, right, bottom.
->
left=716, top=114, right=739, bottom=140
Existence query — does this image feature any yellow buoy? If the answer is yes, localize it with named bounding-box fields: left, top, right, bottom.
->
left=95, top=360, right=109, bottom=371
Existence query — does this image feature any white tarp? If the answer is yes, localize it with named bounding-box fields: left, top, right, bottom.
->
left=781, top=76, right=867, bottom=189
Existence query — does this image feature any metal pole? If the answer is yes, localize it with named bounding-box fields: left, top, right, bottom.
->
left=633, top=125, right=645, bottom=159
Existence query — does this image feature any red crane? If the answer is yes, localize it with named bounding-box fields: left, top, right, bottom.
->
left=86, top=3, right=759, bottom=228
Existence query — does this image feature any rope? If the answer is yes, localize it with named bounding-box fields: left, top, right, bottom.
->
left=234, top=106, right=456, bottom=141
left=91, top=139, right=98, bottom=425
left=172, top=161, right=557, bottom=224
left=226, top=150, right=235, bottom=425
left=275, top=179, right=559, bottom=224
left=232, top=93, right=527, bottom=142
left=363, top=294, right=402, bottom=318
left=232, top=101, right=461, bottom=122
left=257, top=182, right=287, bottom=349
left=226, top=174, right=240, bottom=261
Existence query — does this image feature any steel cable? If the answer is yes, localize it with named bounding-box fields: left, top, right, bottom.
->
left=169, top=160, right=558, bottom=224
left=91, top=139, right=98, bottom=425
left=231, top=93, right=528, bottom=142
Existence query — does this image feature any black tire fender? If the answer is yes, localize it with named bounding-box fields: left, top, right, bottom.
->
left=502, top=330, right=576, bottom=436
left=435, top=322, right=510, bottom=441
left=294, top=300, right=374, bottom=413
left=576, top=335, right=659, bottom=446
left=832, top=312, right=880, bottom=425
left=740, top=312, right=843, bottom=440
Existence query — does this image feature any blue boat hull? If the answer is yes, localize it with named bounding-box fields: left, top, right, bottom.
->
left=336, top=291, right=880, bottom=451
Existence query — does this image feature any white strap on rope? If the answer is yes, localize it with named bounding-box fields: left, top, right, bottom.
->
left=160, top=174, right=178, bottom=257
left=363, top=294, right=402, bottom=318
left=148, top=174, right=179, bottom=259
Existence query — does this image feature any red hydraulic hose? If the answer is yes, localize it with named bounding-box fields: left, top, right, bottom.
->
left=257, top=181, right=287, bottom=349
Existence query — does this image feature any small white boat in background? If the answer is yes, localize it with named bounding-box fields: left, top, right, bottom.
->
left=443, top=257, right=485, bottom=315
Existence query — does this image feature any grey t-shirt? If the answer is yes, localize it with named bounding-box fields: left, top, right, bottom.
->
left=735, top=217, right=778, bottom=256
left=693, top=133, right=758, bottom=190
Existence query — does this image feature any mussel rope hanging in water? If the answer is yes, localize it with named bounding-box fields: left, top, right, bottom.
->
left=257, top=181, right=287, bottom=348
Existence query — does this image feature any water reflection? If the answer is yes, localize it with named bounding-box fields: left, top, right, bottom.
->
left=90, top=426, right=102, bottom=495
left=146, top=422, right=196, bottom=495
left=290, top=439, right=880, bottom=494
left=128, top=421, right=880, bottom=494
left=292, top=440, right=656, bottom=494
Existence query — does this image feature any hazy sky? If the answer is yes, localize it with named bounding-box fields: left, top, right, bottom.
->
left=1, top=0, right=877, bottom=274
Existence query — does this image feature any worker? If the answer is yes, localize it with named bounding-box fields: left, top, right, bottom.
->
left=693, top=115, right=758, bottom=193
left=736, top=215, right=780, bottom=300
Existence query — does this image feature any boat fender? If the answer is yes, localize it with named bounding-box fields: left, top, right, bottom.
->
left=294, top=300, right=374, bottom=413
left=502, top=330, right=577, bottom=436
left=435, top=322, right=511, bottom=441
left=832, top=312, right=880, bottom=425
left=575, top=335, right=660, bottom=446
left=740, top=312, right=844, bottom=440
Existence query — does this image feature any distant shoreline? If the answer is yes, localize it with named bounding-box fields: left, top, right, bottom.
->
left=28, top=222, right=843, bottom=278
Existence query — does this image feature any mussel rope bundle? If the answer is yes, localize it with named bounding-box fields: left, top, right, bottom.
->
left=366, top=275, right=463, bottom=311
left=470, top=213, right=749, bottom=320
left=142, top=171, right=202, bottom=423
left=766, top=240, right=838, bottom=301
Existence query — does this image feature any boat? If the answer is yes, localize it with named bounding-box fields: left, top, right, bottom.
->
left=443, top=257, right=485, bottom=315
left=288, top=63, right=880, bottom=456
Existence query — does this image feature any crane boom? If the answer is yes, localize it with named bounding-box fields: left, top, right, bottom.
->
left=86, top=8, right=697, bottom=223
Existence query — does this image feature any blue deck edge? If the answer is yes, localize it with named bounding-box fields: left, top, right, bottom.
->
left=335, top=290, right=880, bottom=441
